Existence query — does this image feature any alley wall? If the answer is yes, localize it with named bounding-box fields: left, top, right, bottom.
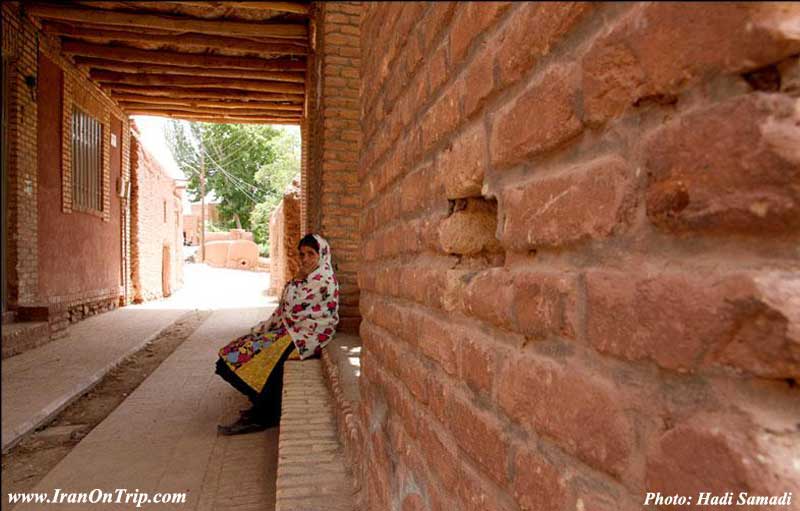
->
left=3, top=2, right=132, bottom=317
left=358, top=3, right=800, bottom=510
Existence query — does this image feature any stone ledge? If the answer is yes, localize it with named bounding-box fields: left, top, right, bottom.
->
left=277, top=360, right=356, bottom=511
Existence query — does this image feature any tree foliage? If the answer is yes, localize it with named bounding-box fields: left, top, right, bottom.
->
left=165, top=121, right=300, bottom=254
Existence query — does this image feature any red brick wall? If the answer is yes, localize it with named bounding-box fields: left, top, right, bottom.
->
left=358, top=3, right=800, bottom=510
left=269, top=184, right=301, bottom=297
left=305, top=2, right=362, bottom=333
left=130, top=126, right=183, bottom=303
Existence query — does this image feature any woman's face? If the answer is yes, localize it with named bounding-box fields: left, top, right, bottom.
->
left=298, top=245, right=319, bottom=275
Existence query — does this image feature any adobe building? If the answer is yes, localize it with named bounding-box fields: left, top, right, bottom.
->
left=3, top=1, right=799, bottom=508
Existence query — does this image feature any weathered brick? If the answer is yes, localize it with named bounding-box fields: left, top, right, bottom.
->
left=512, top=271, right=578, bottom=340
left=463, top=268, right=515, bottom=331
left=500, top=156, right=636, bottom=249
left=449, top=2, right=512, bottom=67
left=586, top=270, right=800, bottom=378
left=490, top=64, right=583, bottom=170
left=512, top=447, right=568, bottom=511
left=496, top=2, right=591, bottom=89
left=497, top=355, right=633, bottom=477
left=644, top=93, right=800, bottom=235
left=445, top=392, right=509, bottom=485
left=582, top=3, right=800, bottom=124
left=645, top=413, right=799, bottom=501
left=438, top=198, right=498, bottom=256
left=439, top=122, right=487, bottom=199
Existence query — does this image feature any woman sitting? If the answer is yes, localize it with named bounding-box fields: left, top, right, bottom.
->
left=215, top=233, right=339, bottom=435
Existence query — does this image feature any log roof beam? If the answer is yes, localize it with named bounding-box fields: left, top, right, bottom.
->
left=75, top=58, right=305, bottom=83
left=110, top=95, right=304, bottom=111
left=25, top=3, right=307, bottom=39
left=171, top=2, right=310, bottom=15
left=42, top=21, right=309, bottom=56
left=124, top=110, right=301, bottom=125
left=119, top=102, right=301, bottom=117
left=62, top=41, right=306, bottom=71
left=108, top=85, right=303, bottom=102
left=90, top=69, right=304, bottom=94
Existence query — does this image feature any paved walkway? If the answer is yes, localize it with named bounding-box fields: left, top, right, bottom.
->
left=1, top=264, right=272, bottom=453
left=11, top=264, right=282, bottom=510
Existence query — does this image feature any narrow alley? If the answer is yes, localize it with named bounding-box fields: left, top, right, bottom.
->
left=3, top=2, right=799, bottom=510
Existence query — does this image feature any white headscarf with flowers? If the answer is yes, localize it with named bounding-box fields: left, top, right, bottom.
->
left=255, top=234, right=340, bottom=359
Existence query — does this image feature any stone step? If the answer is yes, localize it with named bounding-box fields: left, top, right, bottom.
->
left=2, top=320, right=52, bottom=359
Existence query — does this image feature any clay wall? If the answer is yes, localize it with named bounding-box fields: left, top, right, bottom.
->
left=269, top=184, right=301, bottom=297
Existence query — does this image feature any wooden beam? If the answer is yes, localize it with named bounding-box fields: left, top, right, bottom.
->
left=62, top=41, right=306, bottom=71
left=42, top=21, right=309, bottom=55
left=111, top=95, right=304, bottom=110
left=172, top=2, right=310, bottom=15
left=91, top=69, right=304, bottom=94
left=25, top=3, right=307, bottom=39
left=108, top=85, right=303, bottom=102
left=75, top=58, right=305, bottom=83
left=118, top=102, right=301, bottom=117
left=125, top=110, right=301, bottom=125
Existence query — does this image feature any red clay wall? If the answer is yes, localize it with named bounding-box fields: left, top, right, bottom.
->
left=358, top=3, right=800, bottom=510
left=130, top=127, right=183, bottom=303
left=4, top=2, right=132, bottom=317
left=37, top=54, right=122, bottom=304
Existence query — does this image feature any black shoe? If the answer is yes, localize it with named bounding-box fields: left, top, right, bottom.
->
left=217, top=417, right=268, bottom=436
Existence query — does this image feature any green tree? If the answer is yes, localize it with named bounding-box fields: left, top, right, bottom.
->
left=165, top=121, right=300, bottom=255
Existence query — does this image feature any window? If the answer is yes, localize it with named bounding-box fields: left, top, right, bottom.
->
left=71, top=106, right=103, bottom=212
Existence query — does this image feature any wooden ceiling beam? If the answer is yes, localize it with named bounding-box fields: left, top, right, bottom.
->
left=75, top=58, right=305, bottom=83
left=108, top=85, right=303, bottom=102
left=119, top=102, right=300, bottom=117
left=25, top=3, right=307, bottom=39
left=42, top=21, right=308, bottom=55
left=125, top=110, right=301, bottom=125
left=91, top=69, right=304, bottom=94
left=171, top=2, right=310, bottom=15
left=111, top=95, right=303, bottom=110
left=61, top=41, right=306, bottom=71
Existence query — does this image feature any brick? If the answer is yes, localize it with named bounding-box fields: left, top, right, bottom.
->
left=445, top=392, right=509, bottom=485
left=461, top=43, right=495, bottom=118
left=421, top=84, right=461, bottom=153
left=511, top=271, right=577, bottom=340
left=512, top=447, right=568, bottom=511
left=490, top=64, right=583, bottom=170
left=496, top=2, right=591, bottom=89
left=416, top=312, right=458, bottom=375
left=497, top=355, right=633, bottom=477
left=586, top=270, right=800, bottom=378
left=644, top=93, right=800, bottom=235
left=439, top=122, right=487, bottom=199
left=463, top=268, right=515, bottom=331
left=449, top=2, right=512, bottom=67
left=499, top=156, right=636, bottom=248
left=582, top=3, right=800, bottom=124
left=438, top=198, right=498, bottom=255
left=460, top=329, right=499, bottom=395
left=645, top=414, right=796, bottom=501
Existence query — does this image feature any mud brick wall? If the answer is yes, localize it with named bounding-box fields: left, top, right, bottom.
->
left=130, top=126, right=182, bottom=303
left=358, top=3, right=800, bottom=510
left=306, top=2, right=363, bottom=334
left=269, top=184, right=301, bottom=297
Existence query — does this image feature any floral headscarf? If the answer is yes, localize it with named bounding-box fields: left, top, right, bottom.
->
left=255, top=234, right=339, bottom=359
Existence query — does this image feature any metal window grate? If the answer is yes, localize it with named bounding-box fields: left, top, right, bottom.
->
left=71, top=106, right=103, bottom=212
